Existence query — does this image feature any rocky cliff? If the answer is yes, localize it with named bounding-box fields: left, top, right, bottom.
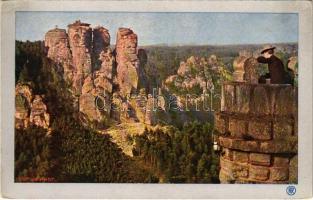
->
left=15, top=83, right=50, bottom=130
left=43, top=20, right=156, bottom=125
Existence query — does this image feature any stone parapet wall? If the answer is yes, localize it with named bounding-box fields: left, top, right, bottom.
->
left=215, top=82, right=298, bottom=183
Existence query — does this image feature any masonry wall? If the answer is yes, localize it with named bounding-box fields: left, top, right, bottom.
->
left=215, top=82, right=298, bottom=183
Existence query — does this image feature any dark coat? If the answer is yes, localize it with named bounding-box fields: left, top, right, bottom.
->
left=257, top=55, right=286, bottom=84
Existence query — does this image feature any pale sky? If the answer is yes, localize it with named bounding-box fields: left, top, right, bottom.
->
left=16, top=12, right=298, bottom=46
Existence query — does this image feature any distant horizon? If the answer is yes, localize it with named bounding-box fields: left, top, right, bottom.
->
left=16, top=39, right=298, bottom=47
left=16, top=12, right=298, bottom=46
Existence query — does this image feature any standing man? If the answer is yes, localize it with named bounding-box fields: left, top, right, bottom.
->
left=257, top=45, right=292, bottom=84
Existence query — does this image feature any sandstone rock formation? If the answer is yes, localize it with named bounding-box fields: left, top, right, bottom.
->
left=68, top=20, right=93, bottom=93
left=45, top=27, right=73, bottom=81
left=115, top=28, right=140, bottom=97
left=15, top=84, right=33, bottom=129
left=165, top=55, right=218, bottom=95
left=44, top=21, right=156, bottom=125
left=30, top=95, right=50, bottom=129
left=15, top=83, right=50, bottom=130
left=216, top=82, right=298, bottom=183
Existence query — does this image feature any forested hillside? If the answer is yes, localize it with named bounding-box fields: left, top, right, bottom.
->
left=15, top=41, right=157, bottom=182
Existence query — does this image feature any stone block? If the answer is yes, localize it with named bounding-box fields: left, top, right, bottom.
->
left=289, top=155, right=298, bottom=183
left=274, top=86, right=295, bottom=116
left=249, top=165, right=269, bottom=181
left=251, top=86, right=270, bottom=115
left=273, top=156, right=289, bottom=167
left=273, top=121, right=293, bottom=139
left=229, top=118, right=246, bottom=138
left=233, top=151, right=249, bottom=163
left=215, top=114, right=226, bottom=134
left=260, top=137, right=297, bottom=153
left=250, top=153, right=271, bottom=166
left=270, top=167, right=289, bottom=181
left=248, top=121, right=271, bottom=140
left=235, top=85, right=251, bottom=113
left=219, top=136, right=259, bottom=152
left=220, top=158, right=249, bottom=178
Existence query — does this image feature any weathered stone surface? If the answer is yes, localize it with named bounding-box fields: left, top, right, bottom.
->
left=115, top=28, right=139, bottom=97
left=15, top=84, right=51, bottom=130
left=274, top=86, right=295, bottom=116
left=93, top=26, right=110, bottom=60
left=250, top=153, right=271, bottom=166
left=217, top=82, right=297, bottom=184
left=29, top=95, right=50, bottom=129
left=45, top=27, right=74, bottom=81
left=259, top=137, right=298, bottom=153
left=68, top=20, right=93, bottom=93
left=81, top=75, right=94, bottom=94
left=229, top=119, right=246, bottom=138
left=289, top=155, right=298, bottom=183
left=273, top=121, right=293, bottom=139
left=219, top=136, right=259, bottom=152
left=220, top=157, right=249, bottom=179
left=15, top=83, right=33, bottom=129
left=270, top=167, right=289, bottom=181
left=248, top=121, right=271, bottom=140
left=79, top=91, right=110, bottom=123
left=243, top=57, right=259, bottom=84
left=273, top=156, right=289, bottom=167
left=252, top=86, right=270, bottom=115
left=235, top=84, right=250, bottom=113
left=233, top=151, right=249, bottom=163
left=249, top=165, right=269, bottom=181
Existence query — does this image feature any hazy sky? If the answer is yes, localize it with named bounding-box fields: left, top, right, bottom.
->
left=16, top=12, right=298, bottom=45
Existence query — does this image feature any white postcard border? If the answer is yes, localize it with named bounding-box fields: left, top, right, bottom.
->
left=1, top=1, right=312, bottom=199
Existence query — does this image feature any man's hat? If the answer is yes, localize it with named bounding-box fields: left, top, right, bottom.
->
left=261, top=45, right=276, bottom=54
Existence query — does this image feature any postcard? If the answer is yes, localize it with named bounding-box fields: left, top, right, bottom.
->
left=1, top=0, right=312, bottom=199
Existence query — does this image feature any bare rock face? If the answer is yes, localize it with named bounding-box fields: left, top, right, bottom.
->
left=45, top=27, right=74, bottom=81
left=15, top=84, right=33, bottom=129
left=115, top=28, right=140, bottom=97
left=44, top=22, right=149, bottom=125
left=68, top=20, right=93, bottom=93
left=93, top=26, right=110, bottom=61
left=80, top=75, right=111, bottom=123
left=78, top=26, right=114, bottom=123
left=93, top=47, right=114, bottom=94
left=30, top=95, right=50, bottom=129
left=15, top=83, right=50, bottom=130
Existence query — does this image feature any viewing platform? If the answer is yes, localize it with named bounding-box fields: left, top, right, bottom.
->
left=215, top=82, right=298, bottom=184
